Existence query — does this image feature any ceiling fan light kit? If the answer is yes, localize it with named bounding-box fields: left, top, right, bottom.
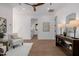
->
left=18, top=3, right=54, bottom=13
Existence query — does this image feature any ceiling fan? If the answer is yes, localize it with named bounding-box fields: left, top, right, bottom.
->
left=24, top=3, right=44, bottom=12
left=48, top=3, right=54, bottom=12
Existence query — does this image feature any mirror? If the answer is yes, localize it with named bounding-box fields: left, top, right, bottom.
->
left=66, top=13, right=76, bottom=37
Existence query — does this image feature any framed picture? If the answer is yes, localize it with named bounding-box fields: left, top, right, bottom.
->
left=43, top=22, right=50, bottom=32
left=54, top=16, right=57, bottom=35
left=0, top=17, right=7, bottom=33
left=66, top=13, right=76, bottom=36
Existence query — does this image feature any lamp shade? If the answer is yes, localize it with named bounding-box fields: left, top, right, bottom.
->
left=68, top=20, right=79, bottom=28
left=58, top=23, right=65, bottom=28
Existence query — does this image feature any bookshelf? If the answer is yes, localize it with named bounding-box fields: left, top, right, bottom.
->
left=56, top=35, right=79, bottom=56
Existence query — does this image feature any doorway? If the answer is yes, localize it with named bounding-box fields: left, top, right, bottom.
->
left=31, top=18, right=38, bottom=40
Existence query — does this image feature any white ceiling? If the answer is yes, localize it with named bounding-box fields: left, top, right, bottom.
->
left=1, top=3, right=79, bottom=17
left=10, top=3, right=66, bottom=11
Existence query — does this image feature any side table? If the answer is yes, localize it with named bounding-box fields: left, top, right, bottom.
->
left=0, top=39, right=9, bottom=52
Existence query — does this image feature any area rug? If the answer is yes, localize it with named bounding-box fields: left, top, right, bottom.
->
left=6, top=43, right=33, bottom=56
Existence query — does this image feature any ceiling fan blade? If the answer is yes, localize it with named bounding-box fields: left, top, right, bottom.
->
left=33, top=3, right=44, bottom=6
left=24, top=3, right=32, bottom=6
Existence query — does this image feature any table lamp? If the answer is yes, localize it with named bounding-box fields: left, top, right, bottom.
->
left=68, top=20, right=79, bottom=38
left=58, top=23, right=65, bottom=34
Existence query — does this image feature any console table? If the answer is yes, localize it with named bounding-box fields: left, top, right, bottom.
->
left=56, top=35, right=79, bottom=56
left=0, top=39, right=9, bottom=51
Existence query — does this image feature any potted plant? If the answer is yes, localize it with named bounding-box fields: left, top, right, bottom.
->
left=63, top=32, right=67, bottom=36
left=0, top=33, right=5, bottom=38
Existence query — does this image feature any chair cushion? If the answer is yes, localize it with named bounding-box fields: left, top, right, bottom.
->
left=11, top=33, right=18, bottom=39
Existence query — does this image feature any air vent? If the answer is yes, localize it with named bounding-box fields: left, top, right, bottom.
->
left=48, top=8, right=54, bottom=12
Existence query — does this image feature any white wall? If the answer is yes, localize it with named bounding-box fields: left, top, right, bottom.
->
left=38, top=15, right=55, bottom=40
left=0, top=4, right=13, bottom=34
left=30, top=4, right=56, bottom=40
left=53, top=3, right=79, bottom=38
left=13, top=5, right=33, bottom=39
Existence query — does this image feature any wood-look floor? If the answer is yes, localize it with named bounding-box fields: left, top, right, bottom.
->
left=24, top=35, right=66, bottom=56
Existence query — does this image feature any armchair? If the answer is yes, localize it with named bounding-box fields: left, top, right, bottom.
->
left=9, top=33, right=23, bottom=48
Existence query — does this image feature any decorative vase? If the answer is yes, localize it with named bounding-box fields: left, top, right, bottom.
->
left=63, top=32, right=67, bottom=36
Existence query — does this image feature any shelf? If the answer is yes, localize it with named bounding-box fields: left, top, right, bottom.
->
left=56, top=35, right=79, bottom=56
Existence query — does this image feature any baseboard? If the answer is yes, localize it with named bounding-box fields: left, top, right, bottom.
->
left=38, top=39, right=55, bottom=40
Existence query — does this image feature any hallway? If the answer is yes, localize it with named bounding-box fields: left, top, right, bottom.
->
left=25, top=36, right=66, bottom=56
